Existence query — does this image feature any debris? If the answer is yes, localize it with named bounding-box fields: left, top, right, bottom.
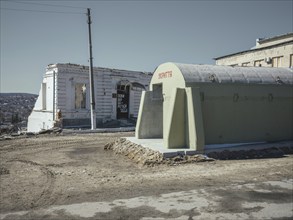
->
left=38, top=127, right=62, bottom=135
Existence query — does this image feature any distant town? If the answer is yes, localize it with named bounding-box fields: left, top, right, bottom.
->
left=0, top=93, right=37, bottom=133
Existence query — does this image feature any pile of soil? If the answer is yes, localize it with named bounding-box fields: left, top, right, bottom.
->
left=104, top=138, right=214, bottom=166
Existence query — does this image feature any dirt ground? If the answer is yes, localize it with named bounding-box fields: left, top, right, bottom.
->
left=0, top=132, right=292, bottom=219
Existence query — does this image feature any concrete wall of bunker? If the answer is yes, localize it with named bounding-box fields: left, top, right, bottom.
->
left=135, top=91, right=163, bottom=139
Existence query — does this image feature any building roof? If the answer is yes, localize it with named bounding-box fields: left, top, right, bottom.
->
left=214, top=33, right=293, bottom=60
left=46, top=63, right=152, bottom=76
left=257, top=32, right=293, bottom=44
left=175, top=63, right=293, bottom=85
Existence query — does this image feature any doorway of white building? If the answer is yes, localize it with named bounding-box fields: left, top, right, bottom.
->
left=117, top=84, right=130, bottom=119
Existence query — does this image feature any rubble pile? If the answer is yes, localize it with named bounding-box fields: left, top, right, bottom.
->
left=104, top=138, right=215, bottom=166
left=104, top=138, right=164, bottom=166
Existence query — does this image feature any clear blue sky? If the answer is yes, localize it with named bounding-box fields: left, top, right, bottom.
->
left=1, top=0, right=292, bottom=94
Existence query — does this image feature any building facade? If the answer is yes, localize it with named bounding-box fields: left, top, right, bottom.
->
left=214, top=33, right=293, bottom=68
left=28, top=63, right=152, bottom=132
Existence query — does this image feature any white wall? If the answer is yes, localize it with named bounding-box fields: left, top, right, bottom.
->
left=216, top=43, right=293, bottom=67
left=27, top=70, right=55, bottom=132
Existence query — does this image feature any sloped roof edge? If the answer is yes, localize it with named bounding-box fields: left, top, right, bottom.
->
left=214, top=40, right=293, bottom=60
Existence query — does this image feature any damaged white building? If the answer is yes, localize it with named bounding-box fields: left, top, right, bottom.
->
left=27, top=63, right=152, bottom=132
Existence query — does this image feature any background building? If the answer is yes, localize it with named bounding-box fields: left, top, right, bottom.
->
left=28, top=63, right=152, bottom=132
left=214, top=33, right=293, bottom=68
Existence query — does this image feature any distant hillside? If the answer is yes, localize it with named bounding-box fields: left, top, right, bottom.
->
left=0, top=93, right=38, bottom=125
left=0, top=93, right=37, bottom=97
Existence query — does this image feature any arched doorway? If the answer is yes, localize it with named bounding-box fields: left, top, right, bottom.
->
left=116, top=80, right=146, bottom=119
left=116, top=81, right=130, bottom=119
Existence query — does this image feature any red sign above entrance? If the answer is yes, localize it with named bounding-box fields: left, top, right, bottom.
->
left=158, top=71, right=172, bottom=79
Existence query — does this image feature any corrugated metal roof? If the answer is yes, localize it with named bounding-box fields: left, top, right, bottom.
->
left=175, top=63, right=293, bottom=85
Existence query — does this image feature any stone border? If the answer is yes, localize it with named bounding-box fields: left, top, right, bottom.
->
left=104, top=138, right=214, bottom=166
left=105, top=138, right=293, bottom=166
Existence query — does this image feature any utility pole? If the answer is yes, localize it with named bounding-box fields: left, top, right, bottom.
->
left=87, top=8, right=96, bottom=130
left=52, top=71, right=55, bottom=121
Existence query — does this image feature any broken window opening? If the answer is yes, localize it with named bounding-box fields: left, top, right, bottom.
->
left=75, top=83, right=87, bottom=109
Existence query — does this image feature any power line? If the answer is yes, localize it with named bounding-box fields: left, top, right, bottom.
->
left=0, top=7, right=85, bottom=15
left=7, top=0, right=87, bottom=9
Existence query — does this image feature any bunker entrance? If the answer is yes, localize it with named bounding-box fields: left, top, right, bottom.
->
left=151, top=84, right=163, bottom=138
left=135, top=83, right=164, bottom=139
left=152, top=84, right=163, bottom=100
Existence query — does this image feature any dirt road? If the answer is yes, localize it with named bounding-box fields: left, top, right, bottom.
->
left=0, top=132, right=292, bottom=219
